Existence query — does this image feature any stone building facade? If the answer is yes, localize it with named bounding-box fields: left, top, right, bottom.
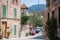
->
left=0, top=0, right=21, bottom=38
left=21, top=4, right=30, bottom=16
left=20, top=4, right=31, bottom=38
left=43, top=0, right=60, bottom=40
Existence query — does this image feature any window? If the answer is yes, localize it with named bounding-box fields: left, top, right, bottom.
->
left=46, top=0, right=50, bottom=7
left=12, top=0, right=14, bottom=3
left=2, top=5, right=6, bottom=18
left=21, top=9, right=26, bottom=14
left=48, top=13, right=49, bottom=20
left=52, top=0, right=56, bottom=2
left=22, top=13, right=24, bottom=14
left=12, top=0, right=18, bottom=5
left=16, top=0, right=18, bottom=3
left=52, top=11, right=54, bottom=18
left=14, top=25, right=17, bottom=35
left=51, top=0, right=56, bottom=4
left=14, top=8, right=17, bottom=18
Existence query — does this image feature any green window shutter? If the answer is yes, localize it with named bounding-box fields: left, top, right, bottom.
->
left=2, top=5, right=6, bottom=18
left=14, top=8, right=17, bottom=18
left=14, top=25, right=16, bottom=35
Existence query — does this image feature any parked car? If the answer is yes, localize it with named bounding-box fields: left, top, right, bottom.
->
left=29, top=29, right=36, bottom=35
left=40, top=27, right=44, bottom=32
left=35, top=26, right=40, bottom=33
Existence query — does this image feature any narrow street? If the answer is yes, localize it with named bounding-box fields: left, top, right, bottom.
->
left=30, top=35, right=44, bottom=39
left=0, top=0, right=59, bottom=40
left=2, top=31, right=45, bottom=40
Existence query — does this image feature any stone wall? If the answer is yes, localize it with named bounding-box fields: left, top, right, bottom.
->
left=0, top=0, right=21, bottom=38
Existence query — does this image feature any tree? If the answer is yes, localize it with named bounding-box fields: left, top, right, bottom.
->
left=36, top=17, right=43, bottom=27
left=19, top=14, right=29, bottom=37
left=29, top=11, right=43, bottom=29
left=46, top=17, right=57, bottom=40
left=21, top=14, right=29, bottom=25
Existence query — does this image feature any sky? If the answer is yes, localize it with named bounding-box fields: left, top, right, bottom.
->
left=21, top=0, right=46, bottom=7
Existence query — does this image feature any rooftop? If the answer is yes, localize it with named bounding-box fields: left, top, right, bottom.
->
left=21, top=4, right=28, bottom=9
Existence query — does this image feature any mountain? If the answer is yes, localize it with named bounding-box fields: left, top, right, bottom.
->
left=28, top=4, right=46, bottom=12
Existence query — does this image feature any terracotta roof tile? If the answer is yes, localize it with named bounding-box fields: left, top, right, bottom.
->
left=21, top=4, right=28, bottom=9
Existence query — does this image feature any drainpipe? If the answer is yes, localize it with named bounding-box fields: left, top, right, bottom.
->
left=0, top=10, right=1, bottom=36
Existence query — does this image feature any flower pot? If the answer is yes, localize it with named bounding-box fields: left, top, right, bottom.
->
left=25, top=32, right=29, bottom=37
left=6, top=32, right=10, bottom=39
left=6, top=33, right=9, bottom=39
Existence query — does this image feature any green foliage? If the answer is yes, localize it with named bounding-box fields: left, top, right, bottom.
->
left=36, top=18, right=43, bottom=27
left=46, top=17, right=57, bottom=40
left=21, top=14, right=29, bottom=25
left=7, top=32, right=11, bottom=35
left=25, top=32, right=29, bottom=37
left=29, top=11, right=43, bottom=27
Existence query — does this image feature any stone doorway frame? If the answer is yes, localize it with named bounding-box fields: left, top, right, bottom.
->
left=2, top=21, right=7, bottom=38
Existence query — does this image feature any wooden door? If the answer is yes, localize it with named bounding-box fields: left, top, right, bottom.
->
left=2, top=21, right=7, bottom=38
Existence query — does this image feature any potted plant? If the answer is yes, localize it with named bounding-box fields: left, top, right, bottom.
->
left=6, top=31, right=11, bottom=39
left=25, top=32, right=29, bottom=37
